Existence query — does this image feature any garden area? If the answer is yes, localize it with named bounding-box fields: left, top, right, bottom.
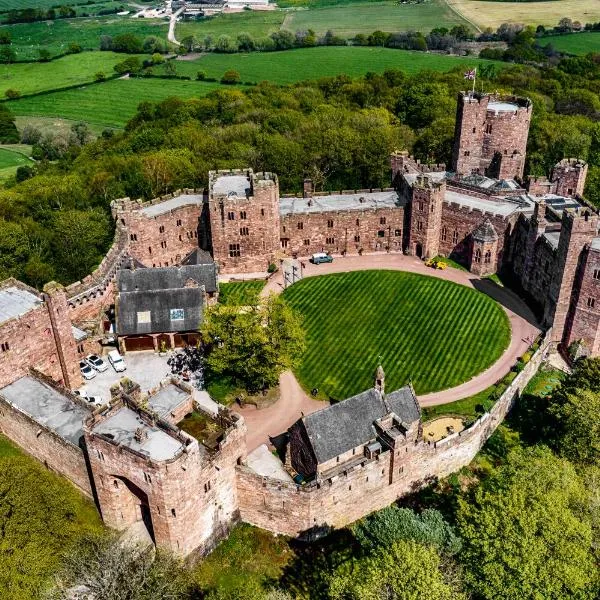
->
left=282, top=270, right=511, bottom=400
left=218, top=280, right=266, bottom=306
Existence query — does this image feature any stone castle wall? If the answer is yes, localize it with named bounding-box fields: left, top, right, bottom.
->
left=237, top=332, right=550, bottom=537
left=0, top=379, right=92, bottom=497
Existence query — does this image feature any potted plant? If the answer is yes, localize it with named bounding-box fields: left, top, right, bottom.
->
left=159, top=340, right=168, bottom=356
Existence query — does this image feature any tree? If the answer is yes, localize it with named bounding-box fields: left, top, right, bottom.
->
left=180, top=35, right=198, bottom=52
left=0, top=45, right=16, bottom=63
left=215, top=35, right=238, bottom=53
left=196, top=70, right=207, bottom=81
left=38, top=48, right=51, bottom=62
left=49, top=534, right=192, bottom=600
left=111, top=33, right=143, bottom=53
left=68, top=43, right=82, bottom=54
left=237, top=32, right=255, bottom=52
left=0, top=104, right=20, bottom=142
left=457, top=446, right=598, bottom=600
left=114, top=56, right=142, bottom=76
left=4, top=88, right=20, bottom=99
left=71, top=121, right=92, bottom=146
left=164, top=60, right=177, bottom=77
left=200, top=296, right=306, bottom=392
left=221, top=69, right=241, bottom=84
left=328, top=540, right=465, bottom=600
left=0, top=30, right=11, bottom=45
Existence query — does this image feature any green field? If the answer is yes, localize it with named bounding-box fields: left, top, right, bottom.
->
left=0, top=0, right=137, bottom=9
left=178, top=11, right=285, bottom=41
left=5, top=47, right=501, bottom=127
left=543, top=32, right=600, bottom=56
left=282, top=270, right=510, bottom=399
left=3, top=15, right=167, bottom=59
left=0, top=146, right=33, bottom=179
left=219, top=280, right=266, bottom=306
left=174, top=47, right=502, bottom=84
left=0, top=51, right=144, bottom=96
left=6, top=77, right=223, bottom=127
left=0, top=433, right=21, bottom=457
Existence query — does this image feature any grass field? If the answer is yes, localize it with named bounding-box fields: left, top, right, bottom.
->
left=6, top=78, right=223, bottom=128
left=0, top=146, right=33, bottom=179
left=219, top=280, right=266, bottom=306
left=282, top=270, right=510, bottom=399
left=3, top=15, right=167, bottom=60
left=0, top=51, right=144, bottom=97
left=284, top=0, right=470, bottom=36
left=178, top=11, right=285, bottom=41
left=6, top=47, right=501, bottom=127
left=544, top=31, right=600, bottom=55
left=0, top=0, right=138, bottom=9
left=448, top=0, right=600, bottom=30
left=0, top=433, right=21, bottom=458
left=174, top=47, right=502, bottom=84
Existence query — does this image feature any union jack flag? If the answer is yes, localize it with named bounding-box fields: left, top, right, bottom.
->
left=464, top=68, right=476, bottom=80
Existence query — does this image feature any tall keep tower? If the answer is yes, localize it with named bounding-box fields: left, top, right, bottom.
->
left=409, top=174, right=445, bottom=259
left=452, top=92, right=532, bottom=181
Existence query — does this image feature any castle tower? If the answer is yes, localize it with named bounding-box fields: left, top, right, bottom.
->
left=43, top=282, right=83, bottom=389
left=469, top=220, right=499, bottom=276
left=523, top=199, right=547, bottom=278
left=409, top=174, right=445, bottom=259
left=374, top=364, right=385, bottom=395
left=551, top=159, right=588, bottom=198
left=208, top=169, right=280, bottom=274
left=452, top=92, right=532, bottom=181
left=544, top=208, right=599, bottom=344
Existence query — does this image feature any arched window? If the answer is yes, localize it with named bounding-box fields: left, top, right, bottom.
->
left=474, top=249, right=482, bottom=264
left=484, top=250, right=491, bottom=264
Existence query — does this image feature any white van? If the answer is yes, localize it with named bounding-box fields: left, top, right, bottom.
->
left=310, top=252, right=333, bottom=265
left=108, top=349, right=127, bottom=372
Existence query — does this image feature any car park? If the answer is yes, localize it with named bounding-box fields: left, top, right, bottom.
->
left=79, top=361, right=96, bottom=380
left=86, top=354, right=108, bottom=372
left=310, top=252, right=333, bottom=264
left=108, top=349, right=127, bottom=373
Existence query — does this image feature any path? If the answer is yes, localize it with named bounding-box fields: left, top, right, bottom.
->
left=444, top=0, right=483, bottom=33
left=168, top=6, right=185, bottom=46
left=241, top=252, right=540, bottom=450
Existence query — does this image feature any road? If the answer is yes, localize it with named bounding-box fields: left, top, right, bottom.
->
left=168, top=6, right=185, bottom=46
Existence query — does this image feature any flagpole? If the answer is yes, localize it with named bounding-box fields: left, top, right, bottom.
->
left=472, top=67, right=476, bottom=95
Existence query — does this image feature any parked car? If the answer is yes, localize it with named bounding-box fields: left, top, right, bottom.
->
left=74, top=389, right=104, bottom=406
left=86, top=354, right=109, bottom=372
left=79, top=361, right=96, bottom=380
left=108, top=349, right=126, bottom=373
left=310, top=252, right=333, bottom=265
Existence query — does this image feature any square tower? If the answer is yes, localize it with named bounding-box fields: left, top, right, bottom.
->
left=208, top=170, right=280, bottom=274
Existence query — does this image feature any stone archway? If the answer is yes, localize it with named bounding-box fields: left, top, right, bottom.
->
left=111, top=475, right=155, bottom=542
left=415, top=243, right=423, bottom=259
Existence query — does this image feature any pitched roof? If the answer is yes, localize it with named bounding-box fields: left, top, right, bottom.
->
left=472, top=219, right=498, bottom=242
left=299, top=385, right=420, bottom=464
left=118, top=263, right=217, bottom=294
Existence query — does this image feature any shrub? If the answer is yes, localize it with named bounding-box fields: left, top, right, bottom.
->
left=5, top=88, right=20, bottom=99
left=521, top=351, right=532, bottom=364
left=94, top=71, right=106, bottom=82
left=68, top=43, right=82, bottom=54
left=196, top=70, right=207, bottom=80
left=220, top=69, right=241, bottom=84
left=20, top=124, right=41, bottom=144
left=267, top=263, right=278, bottom=273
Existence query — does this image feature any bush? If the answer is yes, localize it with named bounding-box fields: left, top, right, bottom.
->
left=68, top=43, right=82, bottom=54
left=20, top=124, right=41, bottom=144
left=267, top=263, right=278, bottom=273
left=220, top=69, right=241, bottom=84
left=94, top=71, right=106, bottom=82
left=196, top=70, right=207, bottom=80
left=5, top=88, right=20, bottom=99
left=521, top=351, right=532, bottom=364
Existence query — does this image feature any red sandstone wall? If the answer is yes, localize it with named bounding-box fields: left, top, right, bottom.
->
left=281, top=205, right=404, bottom=257
left=0, top=397, right=92, bottom=496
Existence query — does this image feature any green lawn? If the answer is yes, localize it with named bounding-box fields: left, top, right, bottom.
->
left=174, top=46, right=502, bottom=84
left=285, top=0, right=470, bottom=36
left=0, top=433, right=21, bottom=458
left=0, top=51, right=145, bottom=97
left=219, top=280, right=266, bottom=306
left=2, top=15, right=167, bottom=60
left=0, top=146, right=33, bottom=179
left=6, top=78, right=223, bottom=128
left=283, top=270, right=510, bottom=399
left=543, top=32, right=600, bottom=56
left=178, top=11, right=285, bottom=41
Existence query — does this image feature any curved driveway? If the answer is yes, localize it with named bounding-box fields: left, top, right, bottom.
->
left=240, top=252, right=540, bottom=451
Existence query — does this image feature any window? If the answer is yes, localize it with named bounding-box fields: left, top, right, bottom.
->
left=282, top=226, right=286, bottom=233
left=130, top=233, right=137, bottom=242
left=121, top=218, right=125, bottom=225
left=587, top=297, right=596, bottom=309
left=240, top=227, right=249, bottom=236
left=170, top=308, right=184, bottom=321
left=159, top=225, right=165, bottom=233
left=380, top=217, right=386, bottom=225
left=281, top=239, right=288, bottom=249
left=261, top=208, right=265, bottom=216
left=240, top=211, right=247, bottom=220
left=137, top=311, right=151, bottom=324
left=179, top=235, right=183, bottom=242
left=441, top=227, right=447, bottom=241
left=464, top=150, right=470, bottom=157
left=143, top=472, right=152, bottom=484
left=354, top=235, right=360, bottom=243
left=567, top=188, right=573, bottom=195
left=228, top=211, right=235, bottom=220
left=297, top=222, right=304, bottom=230
left=171, top=508, right=176, bottom=518
left=431, top=203, right=435, bottom=213
left=474, top=249, right=481, bottom=264
left=418, top=201, right=424, bottom=211
left=594, top=269, right=600, bottom=280
left=148, top=246, right=152, bottom=255
left=417, top=221, right=423, bottom=232
left=204, top=481, right=212, bottom=493
left=452, top=230, right=459, bottom=244
left=394, top=229, right=401, bottom=237
left=326, top=237, right=335, bottom=244
left=356, top=218, right=360, bottom=226
left=160, top=241, right=167, bottom=249
left=176, top=219, right=182, bottom=226
left=304, top=239, right=310, bottom=246
left=485, top=123, right=492, bottom=134
left=113, top=480, right=119, bottom=488
left=229, top=244, right=241, bottom=257
left=327, top=219, right=334, bottom=228
left=1, top=342, right=9, bottom=352
left=484, top=250, right=491, bottom=264
left=377, top=230, right=385, bottom=238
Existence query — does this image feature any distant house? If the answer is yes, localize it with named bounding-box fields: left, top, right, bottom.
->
left=116, top=255, right=218, bottom=352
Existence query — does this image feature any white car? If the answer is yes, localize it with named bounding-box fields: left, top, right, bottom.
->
left=86, top=354, right=109, bottom=373
left=74, top=389, right=104, bottom=406
left=79, top=361, right=96, bottom=380
left=108, top=349, right=126, bottom=373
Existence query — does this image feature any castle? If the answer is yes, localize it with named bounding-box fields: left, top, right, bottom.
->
left=0, top=91, right=598, bottom=557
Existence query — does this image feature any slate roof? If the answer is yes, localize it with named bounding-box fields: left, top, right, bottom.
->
left=181, top=248, right=215, bottom=266
left=118, top=263, right=217, bottom=294
left=0, top=286, right=43, bottom=325
left=299, top=385, right=420, bottom=464
left=472, top=219, right=498, bottom=242
left=116, top=287, right=204, bottom=336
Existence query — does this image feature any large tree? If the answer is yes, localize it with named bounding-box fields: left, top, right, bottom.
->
left=200, top=295, right=305, bottom=392
left=457, top=446, right=598, bottom=600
